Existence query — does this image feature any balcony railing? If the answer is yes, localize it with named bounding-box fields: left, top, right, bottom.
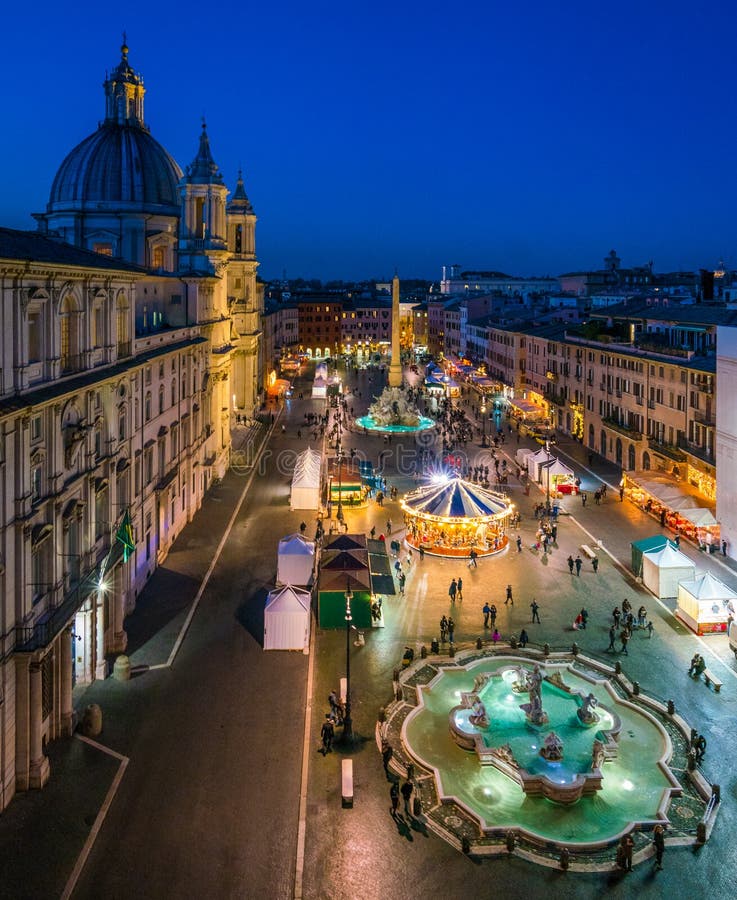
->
left=648, top=438, right=686, bottom=462
left=117, top=340, right=132, bottom=358
left=691, top=408, right=715, bottom=427
left=60, top=353, right=84, bottom=375
left=603, top=417, right=643, bottom=440
left=677, top=435, right=715, bottom=464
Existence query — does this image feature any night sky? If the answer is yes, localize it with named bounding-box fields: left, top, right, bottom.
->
left=4, top=1, right=736, bottom=280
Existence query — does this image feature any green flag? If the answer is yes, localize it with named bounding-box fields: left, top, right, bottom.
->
left=116, top=510, right=135, bottom=562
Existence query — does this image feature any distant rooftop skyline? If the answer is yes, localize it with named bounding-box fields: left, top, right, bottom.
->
left=4, top=1, right=737, bottom=280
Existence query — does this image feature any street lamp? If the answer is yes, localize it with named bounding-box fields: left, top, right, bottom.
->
left=545, top=440, right=552, bottom=515
left=336, top=447, right=344, bottom=523
left=343, top=581, right=354, bottom=740
left=480, top=402, right=487, bottom=446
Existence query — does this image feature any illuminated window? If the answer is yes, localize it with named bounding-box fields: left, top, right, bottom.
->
left=28, top=312, right=41, bottom=362
left=152, top=246, right=165, bottom=269
left=93, top=242, right=113, bottom=256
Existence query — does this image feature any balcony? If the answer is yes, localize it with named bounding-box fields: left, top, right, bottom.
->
left=60, top=353, right=84, bottom=375
left=603, top=417, right=643, bottom=440
left=546, top=391, right=567, bottom=407
left=648, top=438, right=686, bottom=462
left=691, top=408, right=715, bottom=427
left=117, top=340, right=132, bottom=358
left=677, top=435, right=715, bottom=465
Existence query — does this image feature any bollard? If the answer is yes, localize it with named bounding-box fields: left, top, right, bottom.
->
left=113, top=654, right=130, bottom=682
left=571, top=642, right=579, bottom=656
left=510, top=636, right=518, bottom=650
left=687, top=749, right=697, bottom=771
left=560, top=847, right=570, bottom=870
left=476, top=637, right=483, bottom=650
left=614, top=661, right=622, bottom=675
left=81, top=704, right=102, bottom=737
left=449, top=643, right=456, bottom=658
left=632, top=681, right=640, bottom=696
left=461, top=835, right=471, bottom=854
left=543, top=642, right=550, bottom=656
left=696, top=821, right=706, bottom=844
left=378, top=707, right=386, bottom=723
left=667, top=699, right=675, bottom=716
left=393, top=667, right=400, bottom=683
left=712, top=784, right=721, bottom=803
left=506, top=830, right=516, bottom=853
left=431, top=638, right=439, bottom=654
left=420, top=645, right=427, bottom=659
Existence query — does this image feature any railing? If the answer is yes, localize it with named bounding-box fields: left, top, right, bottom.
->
left=603, top=417, right=643, bottom=440
left=60, top=353, right=84, bottom=374
left=648, top=438, right=686, bottom=462
left=691, top=408, right=715, bottom=427
left=117, top=340, right=132, bottom=358
left=677, top=436, right=715, bottom=464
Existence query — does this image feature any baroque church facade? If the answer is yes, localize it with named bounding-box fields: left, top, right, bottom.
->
left=0, top=42, right=262, bottom=811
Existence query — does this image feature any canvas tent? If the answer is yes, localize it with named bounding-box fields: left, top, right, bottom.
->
left=528, top=448, right=556, bottom=483
left=276, top=534, right=316, bottom=586
left=539, top=457, right=575, bottom=488
left=676, top=572, right=737, bottom=635
left=290, top=449, right=322, bottom=510
left=263, top=585, right=311, bottom=652
left=631, top=535, right=677, bottom=576
left=318, top=568, right=372, bottom=628
left=641, top=544, right=696, bottom=599
left=515, top=448, right=535, bottom=469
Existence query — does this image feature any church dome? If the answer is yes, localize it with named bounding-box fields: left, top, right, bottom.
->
left=46, top=40, right=182, bottom=214
left=49, top=124, right=182, bottom=211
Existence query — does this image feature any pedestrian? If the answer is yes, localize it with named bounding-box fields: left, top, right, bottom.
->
left=530, top=599, right=540, bottom=623
left=620, top=631, right=629, bottom=655
left=456, top=577, right=463, bottom=601
left=300, top=521, right=307, bottom=534
left=607, top=625, right=616, bottom=651
left=398, top=572, right=406, bottom=594
left=469, top=548, right=478, bottom=568
left=619, top=486, right=625, bottom=502
left=483, top=602, right=491, bottom=628
left=390, top=781, right=400, bottom=817
left=621, top=833, right=634, bottom=871
left=653, top=824, right=665, bottom=870
left=516, top=535, right=522, bottom=553
left=370, top=526, right=376, bottom=539
left=328, top=690, right=339, bottom=717
left=321, top=714, right=334, bottom=754
left=386, top=518, right=392, bottom=534
left=581, top=492, right=587, bottom=507
left=567, top=555, right=574, bottom=574
left=694, top=734, right=707, bottom=762
left=382, top=740, right=393, bottom=773
left=505, top=584, right=513, bottom=605
left=646, top=620, right=654, bottom=639
left=519, top=628, right=529, bottom=647
left=575, top=555, right=582, bottom=576
left=489, top=604, right=497, bottom=628
left=447, top=616, right=455, bottom=643
left=440, top=615, right=448, bottom=642
left=492, top=628, right=501, bottom=643
left=419, top=545, right=425, bottom=560
left=448, top=579, right=457, bottom=603
left=551, top=524, right=558, bottom=543
left=401, top=780, right=414, bottom=817
left=592, top=556, right=599, bottom=573
left=579, top=607, right=588, bottom=629
left=613, top=606, right=621, bottom=628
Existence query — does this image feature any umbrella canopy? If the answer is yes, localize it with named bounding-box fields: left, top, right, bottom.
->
left=401, top=476, right=510, bottom=520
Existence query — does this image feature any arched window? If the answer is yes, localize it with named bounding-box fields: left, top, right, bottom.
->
left=158, top=386, right=165, bottom=415
left=600, top=429, right=607, bottom=457
left=60, top=295, right=80, bottom=373
left=116, top=296, right=130, bottom=356
left=145, top=392, right=152, bottom=422
left=588, top=424, right=595, bottom=448
left=643, top=451, right=651, bottom=471
left=181, top=376, right=187, bottom=399
left=628, top=444, right=636, bottom=471
left=171, top=379, right=176, bottom=406
left=615, top=438, right=623, bottom=465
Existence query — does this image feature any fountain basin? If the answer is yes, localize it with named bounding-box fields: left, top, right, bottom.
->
left=356, top=414, right=436, bottom=433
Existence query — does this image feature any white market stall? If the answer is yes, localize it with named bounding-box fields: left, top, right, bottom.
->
left=539, top=458, right=577, bottom=493
left=676, top=572, right=737, bottom=635
left=263, top=585, right=311, bottom=652
left=290, top=449, right=322, bottom=510
left=312, top=376, right=327, bottom=398
left=641, top=544, right=696, bottom=599
left=276, top=533, right=316, bottom=586
left=528, top=448, right=556, bottom=483
left=515, top=448, right=535, bottom=470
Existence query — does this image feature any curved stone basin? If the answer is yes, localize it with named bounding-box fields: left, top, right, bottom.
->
left=356, top=414, right=436, bottom=433
left=402, top=657, right=681, bottom=847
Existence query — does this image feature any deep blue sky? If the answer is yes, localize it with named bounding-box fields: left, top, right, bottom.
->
left=3, top=1, right=737, bottom=280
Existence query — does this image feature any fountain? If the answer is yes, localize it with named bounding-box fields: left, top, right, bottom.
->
left=356, top=386, right=435, bottom=433
left=385, top=653, right=702, bottom=856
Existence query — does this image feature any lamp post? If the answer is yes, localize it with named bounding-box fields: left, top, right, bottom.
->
left=343, top=581, right=353, bottom=740
left=336, top=447, right=344, bottom=523
left=545, top=440, right=552, bottom=515
left=481, top=402, right=487, bottom=446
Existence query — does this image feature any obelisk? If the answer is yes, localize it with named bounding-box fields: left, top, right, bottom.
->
left=388, top=273, right=402, bottom=387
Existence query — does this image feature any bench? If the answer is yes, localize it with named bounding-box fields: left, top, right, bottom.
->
left=340, top=677, right=347, bottom=707
left=702, top=668, right=723, bottom=693
left=341, top=759, right=354, bottom=807
left=580, top=544, right=597, bottom=560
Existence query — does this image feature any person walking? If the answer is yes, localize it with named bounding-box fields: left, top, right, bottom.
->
left=620, top=630, right=629, bottom=655
left=653, top=824, right=665, bottom=870
left=592, top=556, right=599, bottom=573
left=622, top=833, right=634, bottom=872
left=370, top=525, right=376, bottom=539
left=530, top=599, right=541, bottom=624
left=607, top=625, right=617, bottom=651
left=448, top=579, right=457, bottom=603
left=516, top=535, right=522, bottom=553
left=483, top=602, right=491, bottom=628
left=646, top=620, right=654, bottom=639
left=401, top=780, right=414, bottom=817
left=579, top=607, right=589, bottom=629
left=492, top=628, right=501, bottom=644
left=489, top=604, right=497, bottom=629
left=469, top=548, right=478, bottom=568
left=567, top=555, right=574, bottom=574
left=321, top=715, right=334, bottom=754
left=613, top=606, right=621, bottom=628
left=440, top=615, right=448, bottom=642
left=447, top=616, right=455, bottom=643
left=581, top=492, right=587, bottom=507
left=518, top=628, right=529, bottom=647
left=386, top=518, right=392, bottom=534
left=390, top=781, right=400, bottom=817
left=382, top=741, right=393, bottom=774
left=505, top=584, right=514, bottom=605
left=575, top=555, right=582, bottom=576
left=456, top=577, right=463, bottom=602
left=419, top=545, right=425, bottom=560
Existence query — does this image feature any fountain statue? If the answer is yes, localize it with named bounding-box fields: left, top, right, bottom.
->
left=577, top=692, right=600, bottom=726
left=367, top=387, right=422, bottom=428
left=591, top=739, right=606, bottom=771
left=473, top=672, right=494, bottom=692
left=540, top=731, right=564, bottom=761
left=511, top=666, right=529, bottom=693
left=520, top=664, right=549, bottom=726
left=468, top=696, right=490, bottom=729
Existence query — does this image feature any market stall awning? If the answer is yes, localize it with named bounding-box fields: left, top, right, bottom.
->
left=509, top=398, right=540, bottom=415
left=677, top=508, right=718, bottom=527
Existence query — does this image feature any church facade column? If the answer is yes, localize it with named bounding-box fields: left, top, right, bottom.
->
left=94, top=594, right=107, bottom=681
left=60, top=628, right=74, bottom=736
left=28, top=663, right=50, bottom=789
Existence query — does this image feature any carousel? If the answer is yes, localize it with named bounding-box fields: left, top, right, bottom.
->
left=400, top=475, right=513, bottom=557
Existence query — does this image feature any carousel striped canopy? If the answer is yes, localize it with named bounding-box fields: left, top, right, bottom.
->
left=401, top=477, right=510, bottom=520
